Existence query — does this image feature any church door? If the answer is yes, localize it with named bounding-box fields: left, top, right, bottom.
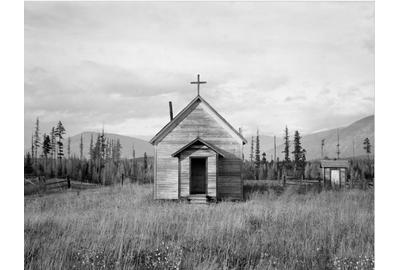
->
left=190, top=158, right=207, bottom=194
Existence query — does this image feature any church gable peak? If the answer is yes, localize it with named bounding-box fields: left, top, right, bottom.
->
left=149, top=95, right=247, bottom=145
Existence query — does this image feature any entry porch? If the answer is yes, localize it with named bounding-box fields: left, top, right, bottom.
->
left=171, top=138, right=225, bottom=200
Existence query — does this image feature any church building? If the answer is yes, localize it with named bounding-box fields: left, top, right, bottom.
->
left=149, top=75, right=247, bottom=202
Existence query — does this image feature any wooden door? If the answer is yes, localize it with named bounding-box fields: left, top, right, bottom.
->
left=190, top=158, right=207, bottom=194
left=331, top=169, right=340, bottom=185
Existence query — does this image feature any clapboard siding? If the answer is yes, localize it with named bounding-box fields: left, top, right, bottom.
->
left=154, top=101, right=243, bottom=200
left=179, top=149, right=216, bottom=197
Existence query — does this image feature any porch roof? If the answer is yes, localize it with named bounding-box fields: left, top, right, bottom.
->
left=320, top=159, right=350, bottom=168
left=171, top=137, right=226, bottom=158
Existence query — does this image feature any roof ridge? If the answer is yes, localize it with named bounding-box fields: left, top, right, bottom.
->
left=149, top=95, right=247, bottom=145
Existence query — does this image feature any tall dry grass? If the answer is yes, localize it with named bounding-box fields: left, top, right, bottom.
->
left=24, top=184, right=374, bottom=269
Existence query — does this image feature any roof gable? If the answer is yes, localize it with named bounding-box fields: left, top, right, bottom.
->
left=149, top=95, right=247, bottom=145
left=171, top=137, right=226, bottom=157
left=320, top=159, right=350, bottom=168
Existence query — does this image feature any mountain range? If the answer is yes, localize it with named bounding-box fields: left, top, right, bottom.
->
left=25, top=115, right=374, bottom=160
left=243, top=115, right=374, bottom=161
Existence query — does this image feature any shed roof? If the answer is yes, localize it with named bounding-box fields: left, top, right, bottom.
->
left=149, top=95, right=247, bottom=145
left=171, top=137, right=226, bottom=158
left=321, top=159, right=350, bottom=168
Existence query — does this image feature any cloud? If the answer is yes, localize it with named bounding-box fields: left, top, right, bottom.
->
left=24, top=1, right=374, bottom=143
left=284, top=96, right=306, bottom=102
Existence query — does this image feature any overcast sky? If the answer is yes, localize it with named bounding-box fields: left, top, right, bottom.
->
left=25, top=1, right=374, bottom=142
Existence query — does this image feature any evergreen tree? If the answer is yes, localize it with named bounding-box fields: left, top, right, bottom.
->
left=31, top=134, right=34, bottom=163
left=42, top=134, right=51, bottom=158
left=132, top=144, right=136, bottom=180
left=144, top=152, right=148, bottom=173
left=292, top=130, right=302, bottom=166
left=42, top=134, right=51, bottom=174
left=363, top=137, right=372, bottom=185
left=114, top=139, right=122, bottom=162
left=79, top=134, right=84, bottom=160
left=255, top=130, right=260, bottom=179
left=33, top=117, right=41, bottom=162
left=301, top=149, right=307, bottom=165
left=282, top=126, right=290, bottom=165
left=255, top=130, right=260, bottom=166
left=249, top=136, right=254, bottom=163
left=105, top=138, right=111, bottom=161
left=99, top=129, right=106, bottom=161
left=54, top=121, right=66, bottom=176
left=292, top=130, right=306, bottom=177
left=24, top=152, right=33, bottom=175
left=55, top=121, right=66, bottom=160
left=363, top=138, right=371, bottom=156
left=89, top=134, right=94, bottom=160
left=50, top=127, right=56, bottom=159
left=67, top=137, right=71, bottom=159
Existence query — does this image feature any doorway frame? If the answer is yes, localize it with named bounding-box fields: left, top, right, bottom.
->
left=189, top=157, right=208, bottom=195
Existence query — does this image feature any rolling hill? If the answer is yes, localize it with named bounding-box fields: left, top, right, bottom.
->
left=67, top=132, right=154, bottom=158
left=25, top=115, right=374, bottom=160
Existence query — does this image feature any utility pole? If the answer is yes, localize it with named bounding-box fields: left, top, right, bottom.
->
left=274, top=135, right=277, bottom=162
left=336, top=129, right=340, bottom=159
left=321, top=139, right=325, bottom=159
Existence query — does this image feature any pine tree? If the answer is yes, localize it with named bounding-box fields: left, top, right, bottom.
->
left=292, top=130, right=302, bottom=166
left=262, top=152, right=267, bottom=163
left=24, top=152, right=33, bottom=175
left=105, top=138, right=111, bottom=161
left=144, top=152, right=148, bottom=173
left=79, top=134, right=84, bottom=160
left=114, top=139, right=122, bottom=162
left=89, top=134, right=94, bottom=160
left=31, top=134, right=34, bottom=163
left=255, top=129, right=260, bottom=179
left=55, top=121, right=66, bottom=160
left=99, top=129, right=106, bottom=161
left=362, top=138, right=372, bottom=187
left=42, top=134, right=51, bottom=174
left=89, top=134, right=94, bottom=181
left=54, top=121, right=66, bottom=177
left=292, top=130, right=306, bottom=178
left=50, top=127, right=56, bottom=159
left=301, top=149, right=307, bottom=165
left=67, top=137, right=71, bottom=159
left=282, top=126, right=290, bottom=164
left=33, top=117, right=41, bottom=162
left=249, top=136, right=254, bottom=163
left=132, top=144, right=136, bottom=180
left=363, top=138, right=371, bottom=156
left=42, top=134, right=51, bottom=158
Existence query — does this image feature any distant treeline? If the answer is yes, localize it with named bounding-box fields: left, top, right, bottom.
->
left=24, top=118, right=153, bottom=184
left=244, top=126, right=374, bottom=181
left=243, top=157, right=374, bottom=181
left=25, top=118, right=374, bottom=184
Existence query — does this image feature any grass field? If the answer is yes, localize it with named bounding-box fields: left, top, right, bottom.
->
left=24, top=183, right=374, bottom=269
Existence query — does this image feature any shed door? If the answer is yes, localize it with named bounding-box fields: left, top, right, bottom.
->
left=331, top=169, right=340, bottom=185
left=190, top=158, right=207, bottom=194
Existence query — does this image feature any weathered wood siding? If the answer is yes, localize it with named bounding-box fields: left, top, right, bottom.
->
left=179, top=148, right=217, bottom=197
left=155, top=101, right=243, bottom=200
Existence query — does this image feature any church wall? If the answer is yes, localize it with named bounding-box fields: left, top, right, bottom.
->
left=154, top=101, right=243, bottom=200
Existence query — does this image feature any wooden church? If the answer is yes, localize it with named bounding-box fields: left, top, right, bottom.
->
left=149, top=75, right=247, bottom=202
